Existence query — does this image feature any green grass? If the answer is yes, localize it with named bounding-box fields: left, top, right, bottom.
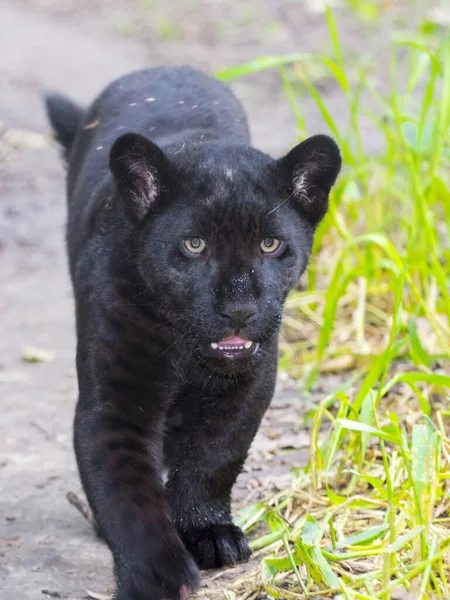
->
left=217, top=8, right=450, bottom=600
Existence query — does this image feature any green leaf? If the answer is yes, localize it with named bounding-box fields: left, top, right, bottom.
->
left=325, top=4, right=345, bottom=69
left=334, top=524, right=387, bottom=549
left=301, top=515, right=322, bottom=547
left=216, top=54, right=312, bottom=80
left=344, top=469, right=387, bottom=497
left=336, top=419, right=401, bottom=443
left=411, top=423, right=441, bottom=526
left=310, top=546, right=340, bottom=588
left=325, top=485, right=347, bottom=505
left=261, top=559, right=279, bottom=584
left=250, top=529, right=284, bottom=551
left=383, top=525, right=425, bottom=553
left=233, top=503, right=265, bottom=531
left=408, top=319, right=432, bottom=367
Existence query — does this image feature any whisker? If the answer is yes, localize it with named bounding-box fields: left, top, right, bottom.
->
left=266, top=190, right=295, bottom=215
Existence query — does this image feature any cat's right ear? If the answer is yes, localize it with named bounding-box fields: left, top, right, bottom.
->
left=109, top=133, right=170, bottom=219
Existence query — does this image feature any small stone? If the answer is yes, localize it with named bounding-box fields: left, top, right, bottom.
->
left=145, top=97, right=156, bottom=103
left=128, top=103, right=137, bottom=107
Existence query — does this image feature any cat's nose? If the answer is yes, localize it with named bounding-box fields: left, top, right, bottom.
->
left=220, top=305, right=257, bottom=329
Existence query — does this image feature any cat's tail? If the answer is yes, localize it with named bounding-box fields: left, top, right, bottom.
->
left=45, top=92, right=84, bottom=162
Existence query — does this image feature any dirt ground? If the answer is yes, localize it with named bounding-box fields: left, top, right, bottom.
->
left=0, top=1, right=441, bottom=599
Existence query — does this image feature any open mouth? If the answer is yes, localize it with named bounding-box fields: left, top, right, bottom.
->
left=200, top=335, right=260, bottom=360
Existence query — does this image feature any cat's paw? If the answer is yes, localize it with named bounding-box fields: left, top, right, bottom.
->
left=181, top=523, right=251, bottom=570
left=116, top=543, right=199, bottom=600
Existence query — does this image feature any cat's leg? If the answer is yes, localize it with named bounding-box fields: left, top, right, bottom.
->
left=74, top=386, right=199, bottom=600
left=165, top=377, right=275, bottom=570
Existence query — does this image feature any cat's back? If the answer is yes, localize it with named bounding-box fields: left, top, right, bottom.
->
left=67, top=66, right=250, bottom=210
left=94, top=67, right=248, bottom=141
left=73, top=66, right=249, bottom=161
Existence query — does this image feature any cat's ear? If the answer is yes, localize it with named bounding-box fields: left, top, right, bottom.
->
left=109, top=133, right=170, bottom=219
left=278, top=134, right=341, bottom=226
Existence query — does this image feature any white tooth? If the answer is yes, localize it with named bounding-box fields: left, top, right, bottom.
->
left=211, top=342, right=218, bottom=350
left=244, top=341, right=253, bottom=349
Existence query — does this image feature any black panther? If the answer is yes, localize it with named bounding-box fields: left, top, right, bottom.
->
left=45, top=66, right=341, bottom=600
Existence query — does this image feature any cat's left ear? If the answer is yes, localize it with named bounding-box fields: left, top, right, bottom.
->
left=278, top=134, right=341, bottom=226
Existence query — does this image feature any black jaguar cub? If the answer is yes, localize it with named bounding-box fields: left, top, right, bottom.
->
left=46, top=66, right=341, bottom=600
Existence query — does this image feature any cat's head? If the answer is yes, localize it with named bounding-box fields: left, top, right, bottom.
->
left=110, top=133, right=341, bottom=372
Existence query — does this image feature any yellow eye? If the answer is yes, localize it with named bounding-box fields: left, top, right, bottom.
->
left=260, top=237, right=281, bottom=253
left=183, top=237, right=207, bottom=254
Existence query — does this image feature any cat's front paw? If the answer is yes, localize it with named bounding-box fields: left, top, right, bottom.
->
left=181, top=523, right=251, bottom=570
left=116, top=542, right=199, bottom=600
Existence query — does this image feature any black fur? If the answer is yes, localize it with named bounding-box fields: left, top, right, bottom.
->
left=46, top=66, right=341, bottom=600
